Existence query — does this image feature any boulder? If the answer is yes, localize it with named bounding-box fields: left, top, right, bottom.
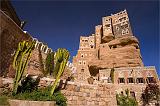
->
left=88, top=36, right=144, bottom=71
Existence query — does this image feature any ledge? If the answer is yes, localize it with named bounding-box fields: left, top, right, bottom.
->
left=9, top=99, right=56, bottom=106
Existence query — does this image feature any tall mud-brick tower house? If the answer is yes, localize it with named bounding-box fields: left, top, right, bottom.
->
left=72, top=10, right=158, bottom=85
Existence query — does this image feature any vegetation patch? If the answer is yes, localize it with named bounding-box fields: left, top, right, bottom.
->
left=1, top=41, right=69, bottom=106
left=116, top=89, right=138, bottom=106
left=2, top=86, right=67, bottom=106
left=141, top=83, right=160, bottom=106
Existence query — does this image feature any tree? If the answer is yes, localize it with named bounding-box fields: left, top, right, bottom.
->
left=141, top=83, right=160, bottom=106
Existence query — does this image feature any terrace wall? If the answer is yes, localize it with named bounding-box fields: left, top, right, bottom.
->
left=1, top=77, right=151, bottom=106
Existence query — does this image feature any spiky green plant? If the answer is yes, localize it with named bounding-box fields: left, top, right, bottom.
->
left=45, top=52, right=54, bottom=76
left=50, top=48, right=69, bottom=96
left=116, top=89, right=138, bottom=106
left=12, top=41, right=35, bottom=95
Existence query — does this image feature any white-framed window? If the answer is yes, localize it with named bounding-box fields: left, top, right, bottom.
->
left=116, top=26, right=119, bottom=30
left=126, top=29, right=129, bottom=34
left=121, top=21, right=127, bottom=26
left=79, top=60, right=82, bottom=65
left=83, top=61, right=86, bottom=65
left=122, top=29, right=125, bottom=35
left=122, top=29, right=129, bottom=35
left=81, top=54, right=84, bottom=58
left=81, top=69, right=84, bottom=72
left=85, top=40, right=88, bottom=42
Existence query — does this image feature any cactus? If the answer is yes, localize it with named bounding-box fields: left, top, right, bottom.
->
left=50, top=48, right=69, bottom=96
left=45, top=52, right=54, bottom=76
left=12, top=41, right=35, bottom=95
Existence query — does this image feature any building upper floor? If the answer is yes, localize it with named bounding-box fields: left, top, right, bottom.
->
left=99, top=66, right=159, bottom=84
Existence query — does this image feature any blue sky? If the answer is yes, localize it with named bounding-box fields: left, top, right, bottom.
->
left=11, top=1, right=159, bottom=77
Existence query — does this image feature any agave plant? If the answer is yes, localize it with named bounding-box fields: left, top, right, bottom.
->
left=12, top=41, right=35, bottom=95
left=50, top=48, right=70, bottom=96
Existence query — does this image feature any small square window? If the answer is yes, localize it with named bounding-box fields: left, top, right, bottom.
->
left=113, top=45, right=117, bottom=48
left=105, top=24, right=110, bottom=27
left=116, top=26, right=119, bottom=30
left=126, top=29, right=129, bottom=34
left=81, top=54, right=84, bottom=58
left=119, top=78, right=125, bottom=83
left=81, top=69, right=84, bottom=72
left=137, top=78, right=144, bottom=83
left=79, top=61, right=82, bottom=65
left=147, top=77, right=155, bottom=83
left=128, top=78, right=134, bottom=83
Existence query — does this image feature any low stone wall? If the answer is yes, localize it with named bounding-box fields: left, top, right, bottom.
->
left=0, top=77, right=150, bottom=106
left=61, top=82, right=117, bottom=106
left=9, top=99, right=56, bottom=106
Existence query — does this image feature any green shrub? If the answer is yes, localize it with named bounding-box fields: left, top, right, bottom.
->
left=11, top=86, right=67, bottom=106
left=17, top=75, right=40, bottom=93
left=45, top=52, right=55, bottom=76
left=116, top=89, right=138, bottom=106
left=54, top=91, right=67, bottom=106
left=13, top=86, right=54, bottom=101
left=116, top=94, right=138, bottom=106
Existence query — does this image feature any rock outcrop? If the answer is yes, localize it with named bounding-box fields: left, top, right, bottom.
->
left=88, top=36, right=144, bottom=71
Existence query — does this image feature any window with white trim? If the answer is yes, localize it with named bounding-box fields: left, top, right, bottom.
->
left=81, top=54, right=84, bottom=58
left=79, top=60, right=82, bottom=65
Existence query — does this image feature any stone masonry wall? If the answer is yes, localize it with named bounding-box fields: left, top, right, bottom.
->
left=61, top=82, right=117, bottom=106
left=0, top=10, right=32, bottom=77
left=27, top=49, right=47, bottom=76
left=0, top=78, right=117, bottom=106
left=1, top=77, right=158, bottom=106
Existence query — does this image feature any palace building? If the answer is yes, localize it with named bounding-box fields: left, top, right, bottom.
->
left=72, top=10, right=158, bottom=84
